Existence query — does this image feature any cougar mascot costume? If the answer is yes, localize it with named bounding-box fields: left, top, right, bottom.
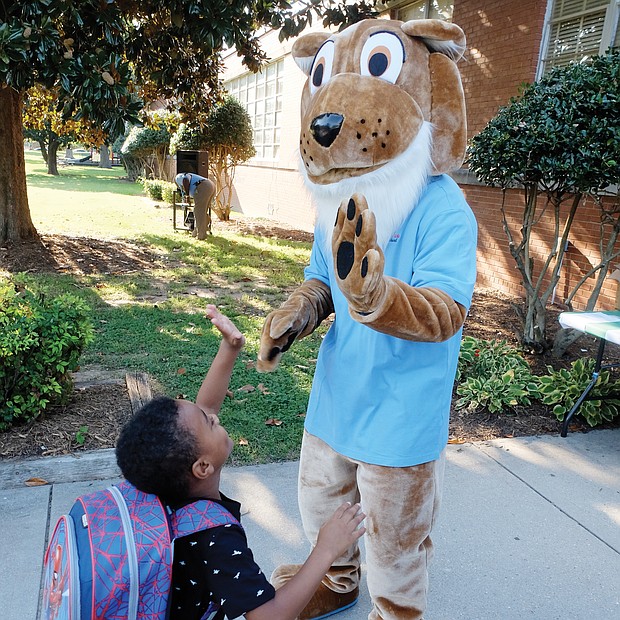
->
left=257, top=18, right=477, bottom=620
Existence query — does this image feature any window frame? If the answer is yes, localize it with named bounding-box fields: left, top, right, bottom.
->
left=224, top=58, right=285, bottom=162
left=390, top=0, right=454, bottom=22
left=537, top=0, right=619, bottom=77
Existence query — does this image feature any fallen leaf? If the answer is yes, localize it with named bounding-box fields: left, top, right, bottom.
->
left=265, top=418, right=283, bottom=427
left=238, top=438, right=249, bottom=446
left=177, top=367, right=186, bottom=375
left=25, top=477, right=48, bottom=487
left=447, top=438, right=466, bottom=444
left=226, top=390, right=234, bottom=399
left=238, top=384, right=255, bottom=393
left=257, top=383, right=270, bottom=395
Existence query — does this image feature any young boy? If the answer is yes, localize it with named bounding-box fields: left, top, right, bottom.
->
left=116, top=305, right=365, bottom=620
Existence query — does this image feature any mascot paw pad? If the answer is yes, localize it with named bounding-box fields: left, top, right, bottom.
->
left=332, top=195, right=384, bottom=310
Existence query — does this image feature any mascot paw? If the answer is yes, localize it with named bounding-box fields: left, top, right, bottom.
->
left=271, top=564, right=359, bottom=620
left=256, top=310, right=303, bottom=372
left=332, top=194, right=387, bottom=314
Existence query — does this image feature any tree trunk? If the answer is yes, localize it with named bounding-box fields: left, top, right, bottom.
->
left=99, top=144, right=111, bottom=168
left=47, top=139, right=60, bottom=175
left=39, top=140, right=49, bottom=164
left=0, top=88, right=38, bottom=243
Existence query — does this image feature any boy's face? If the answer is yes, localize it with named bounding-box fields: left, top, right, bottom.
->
left=176, top=400, right=234, bottom=471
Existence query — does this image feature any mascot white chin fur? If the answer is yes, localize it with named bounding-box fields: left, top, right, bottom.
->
left=258, top=18, right=478, bottom=620
left=309, top=123, right=433, bottom=252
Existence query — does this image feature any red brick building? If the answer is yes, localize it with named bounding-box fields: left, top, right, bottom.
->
left=221, top=0, right=619, bottom=310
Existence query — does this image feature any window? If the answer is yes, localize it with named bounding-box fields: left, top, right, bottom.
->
left=225, top=59, right=284, bottom=161
left=395, top=1, right=454, bottom=22
left=539, top=0, right=619, bottom=74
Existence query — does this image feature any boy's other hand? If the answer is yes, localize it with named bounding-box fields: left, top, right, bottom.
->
left=316, top=502, right=366, bottom=562
left=206, top=304, right=245, bottom=350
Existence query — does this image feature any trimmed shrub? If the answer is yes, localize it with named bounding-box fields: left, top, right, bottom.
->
left=0, top=284, right=94, bottom=430
left=143, top=179, right=176, bottom=203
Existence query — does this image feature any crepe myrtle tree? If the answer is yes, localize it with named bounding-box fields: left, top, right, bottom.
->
left=0, top=0, right=379, bottom=244
left=120, top=111, right=179, bottom=182
left=467, top=50, right=620, bottom=354
left=170, top=97, right=255, bottom=220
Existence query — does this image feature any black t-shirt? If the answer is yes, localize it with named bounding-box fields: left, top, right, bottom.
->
left=169, top=493, right=275, bottom=620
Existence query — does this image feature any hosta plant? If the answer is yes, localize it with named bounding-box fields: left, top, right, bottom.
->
left=455, top=336, right=540, bottom=414
left=536, top=358, right=620, bottom=427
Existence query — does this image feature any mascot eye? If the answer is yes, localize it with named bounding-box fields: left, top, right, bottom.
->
left=360, top=31, right=405, bottom=84
left=310, top=40, right=335, bottom=95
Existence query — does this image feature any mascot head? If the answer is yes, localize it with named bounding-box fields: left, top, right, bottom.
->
left=292, top=19, right=467, bottom=247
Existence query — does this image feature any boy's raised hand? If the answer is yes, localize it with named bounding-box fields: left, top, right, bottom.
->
left=315, top=502, right=366, bottom=561
left=206, top=304, right=245, bottom=350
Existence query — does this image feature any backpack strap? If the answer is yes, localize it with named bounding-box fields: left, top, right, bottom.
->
left=171, top=499, right=240, bottom=539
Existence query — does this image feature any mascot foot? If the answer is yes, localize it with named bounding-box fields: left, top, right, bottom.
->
left=271, top=564, right=359, bottom=620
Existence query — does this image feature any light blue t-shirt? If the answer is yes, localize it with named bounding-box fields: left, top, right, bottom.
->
left=175, top=173, right=208, bottom=198
left=304, top=175, right=478, bottom=467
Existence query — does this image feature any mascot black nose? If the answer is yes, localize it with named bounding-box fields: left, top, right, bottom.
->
left=310, top=113, right=344, bottom=148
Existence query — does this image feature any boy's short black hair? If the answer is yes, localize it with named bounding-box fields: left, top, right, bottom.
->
left=116, top=396, right=197, bottom=502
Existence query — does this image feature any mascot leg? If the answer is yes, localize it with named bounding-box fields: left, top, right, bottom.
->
left=272, top=431, right=361, bottom=619
left=359, top=453, right=446, bottom=620
left=192, top=179, right=215, bottom=240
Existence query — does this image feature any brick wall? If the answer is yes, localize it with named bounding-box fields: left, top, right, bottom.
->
left=454, top=0, right=548, bottom=138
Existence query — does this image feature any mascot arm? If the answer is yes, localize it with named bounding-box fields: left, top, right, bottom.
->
left=257, top=278, right=334, bottom=372
left=333, top=194, right=465, bottom=342
left=354, top=279, right=466, bottom=341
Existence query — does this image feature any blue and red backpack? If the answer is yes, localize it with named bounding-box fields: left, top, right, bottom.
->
left=41, top=480, right=239, bottom=620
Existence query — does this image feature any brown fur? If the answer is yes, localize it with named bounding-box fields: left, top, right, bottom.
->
left=259, top=18, right=469, bottom=619
left=332, top=194, right=466, bottom=340
left=257, top=279, right=333, bottom=372
left=293, top=19, right=466, bottom=179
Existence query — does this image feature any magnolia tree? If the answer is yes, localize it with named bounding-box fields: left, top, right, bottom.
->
left=23, top=86, right=106, bottom=175
left=171, top=97, right=255, bottom=220
left=468, top=50, right=620, bottom=353
left=0, top=0, right=380, bottom=243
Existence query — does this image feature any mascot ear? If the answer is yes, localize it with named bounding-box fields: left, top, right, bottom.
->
left=401, top=19, right=466, bottom=60
left=402, top=20, right=467, bottom=174
left=292, top=32, right=332, bottom=75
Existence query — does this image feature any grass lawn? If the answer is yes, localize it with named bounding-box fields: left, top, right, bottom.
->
left=25, top=150, right=172, bottom=238
left=8, top=151, right=319, bottom=464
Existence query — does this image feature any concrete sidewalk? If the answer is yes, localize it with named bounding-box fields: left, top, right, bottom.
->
left=1, top=430, right=618, bottom=620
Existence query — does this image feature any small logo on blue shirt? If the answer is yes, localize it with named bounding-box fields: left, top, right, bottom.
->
left=389, top=233, right=401, bottom=243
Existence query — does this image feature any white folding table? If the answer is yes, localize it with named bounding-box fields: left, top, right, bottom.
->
left=557, top=311, right=620, bottom=436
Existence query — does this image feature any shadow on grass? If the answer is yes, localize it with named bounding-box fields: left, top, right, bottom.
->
left=0, top=235, right=163, bottom=274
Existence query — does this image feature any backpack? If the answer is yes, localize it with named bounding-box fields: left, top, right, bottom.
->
left=41, top=479, right=239, bottom=620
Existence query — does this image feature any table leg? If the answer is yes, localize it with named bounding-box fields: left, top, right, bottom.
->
left=561, top=337, right=606, bottom=437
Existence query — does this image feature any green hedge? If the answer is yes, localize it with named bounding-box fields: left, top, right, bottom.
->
left=143, top=179, right=176, bottom=203
left=0, top=284, right=94, bottom=430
